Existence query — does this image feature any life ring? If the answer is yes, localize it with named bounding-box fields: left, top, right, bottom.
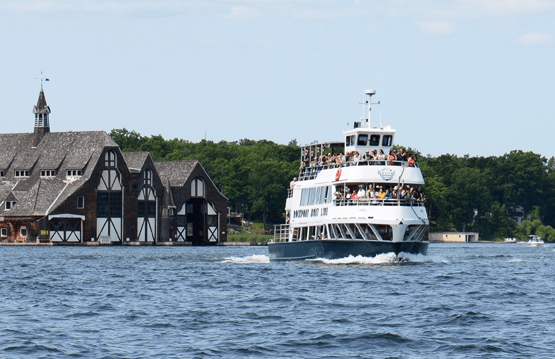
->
left=335, top=168, right=342, bottom=181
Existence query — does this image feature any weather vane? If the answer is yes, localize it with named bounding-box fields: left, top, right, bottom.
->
left=36, top=70, right=50, bottom=90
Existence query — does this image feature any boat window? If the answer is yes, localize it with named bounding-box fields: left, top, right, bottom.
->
left=315, top=187, right=321, bottom=204
left=382, top=135, right=392, bottom=147
left=320, top=186, right=328, bottom=204
left=308, top=188, right=316, bottom=205
left=300, top=189, right=309, bottom=206
left=357, top=134, right=368, bottom=146
left=327, top=186, right=332, bottom=203
left=345, top=135, right=355, bottom=146
left=369, top=135, right=380, bottom=146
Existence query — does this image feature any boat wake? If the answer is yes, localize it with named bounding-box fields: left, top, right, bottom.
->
left=221, top=255, right=270, bottom=264
left=309, top=252, right=447, bottom=265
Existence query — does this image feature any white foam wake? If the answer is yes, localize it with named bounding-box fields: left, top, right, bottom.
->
left=309, top=253, right=401, bottom=265
left=221, top=254, right=270, bottom=264
left=399, top=252, right=449, bottom=264
left=309, top=252, right=448, bottom=265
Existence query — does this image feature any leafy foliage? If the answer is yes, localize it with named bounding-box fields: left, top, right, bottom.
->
left=111, top=128, right=555, bottom=241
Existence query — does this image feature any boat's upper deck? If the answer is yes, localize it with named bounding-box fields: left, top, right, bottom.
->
left=298, top=125, right=419, bottom=182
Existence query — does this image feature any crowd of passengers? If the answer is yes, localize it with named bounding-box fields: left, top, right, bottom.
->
left=300, top=148, right=417, bottom=173
left=334, top=182, right=426, bottom=202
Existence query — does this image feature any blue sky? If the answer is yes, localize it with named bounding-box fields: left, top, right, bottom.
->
left=1, top=0, right=554, bottom=158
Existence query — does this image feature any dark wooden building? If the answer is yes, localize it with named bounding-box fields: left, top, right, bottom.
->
left=0, top=89, right=227, bottom=245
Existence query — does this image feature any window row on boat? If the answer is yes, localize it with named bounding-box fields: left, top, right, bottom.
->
left=345, top=134, right=392, bottom=147
left=284, top=223, right=427, bottom=242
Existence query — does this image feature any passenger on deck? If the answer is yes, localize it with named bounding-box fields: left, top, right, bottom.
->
left=367, top=186, right=375, bottom=199
left=377, top=149, right=386, bottom=164
left=408, top=155, right=415, bottom=167
left=290, top=178, right=297, bottom=189
left=378, top=187, right=385, bottom=200
left=388, top=149, right=396, bottom=166
left=357, top=185, right=366, bottom=199
left=352, top=151, right=360, bottom=165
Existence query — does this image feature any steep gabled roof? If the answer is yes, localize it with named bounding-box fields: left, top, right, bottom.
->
left=0, top=130, right=118, bottom=217
left=122, top=152, right=150, bottom=173
left=154, top=160, right=199, bottom=187
left=0, top=133, right=33, bottom=169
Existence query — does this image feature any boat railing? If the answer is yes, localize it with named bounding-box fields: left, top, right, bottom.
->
left=298, top=159, right=418, bottom=181
left=272, top=224, right=290, bottom=243
left=333, top=198, right=425, bottom=207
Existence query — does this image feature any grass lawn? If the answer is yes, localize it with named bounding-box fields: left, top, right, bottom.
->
left=227, top=221, right=274, bottom=243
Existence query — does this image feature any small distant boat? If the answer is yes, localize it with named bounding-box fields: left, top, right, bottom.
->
left=517, top=235, right=544, bottom=246
left=504, top=237, right=516, bottom=243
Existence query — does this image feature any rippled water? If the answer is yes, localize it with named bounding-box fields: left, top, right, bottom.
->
left=1, top=243, right=554, bottom=358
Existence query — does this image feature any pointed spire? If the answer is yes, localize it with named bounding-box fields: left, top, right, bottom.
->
left=35, top=90, right=48, bottom=111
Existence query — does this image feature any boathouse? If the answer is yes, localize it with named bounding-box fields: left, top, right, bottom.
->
left=428, top=232, right=479, bottom=243
left=0, top=89, right=227, bottom=244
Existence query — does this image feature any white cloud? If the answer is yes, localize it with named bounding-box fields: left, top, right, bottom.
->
left=518, top=32, right=553, bottom=46
left=418, top=21, right=454, bottom=36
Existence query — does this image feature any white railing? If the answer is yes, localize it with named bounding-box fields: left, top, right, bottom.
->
left=333, top=199, right=425, bottom=207
left=298, top=159, right=418, bottom=181
left=272, top=224, right=290, bottom=243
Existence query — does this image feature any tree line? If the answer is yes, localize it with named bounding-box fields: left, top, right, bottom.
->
left=111, top=129, right=555, bottom=241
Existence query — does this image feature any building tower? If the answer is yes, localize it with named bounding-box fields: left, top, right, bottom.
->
left=33, top=89, right=51, bottom=147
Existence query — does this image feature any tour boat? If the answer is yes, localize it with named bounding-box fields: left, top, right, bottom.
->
left=269, top=90, right=429, bottom=261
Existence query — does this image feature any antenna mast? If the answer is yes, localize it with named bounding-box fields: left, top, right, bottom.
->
left=364, top=90, right=376, bottom=128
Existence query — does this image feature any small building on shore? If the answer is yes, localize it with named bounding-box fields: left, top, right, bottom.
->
left=428, top=232, right=479, bottom=243
left=0, top=88, right=227, bottom=245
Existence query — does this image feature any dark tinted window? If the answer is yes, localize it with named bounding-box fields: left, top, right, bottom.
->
left=382, top=135, right=392, bottom=146
left=370, top=135, right=380, bottom=146
left=357, top=134, right=368, bottom=146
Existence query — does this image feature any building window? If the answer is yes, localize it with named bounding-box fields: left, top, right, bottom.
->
left=1, top=228, right=7, bottom=237
left=186, top=204, right=194, bottom=213
left=105, top=151, right=116, bottom=168
left=66, top=170, right=83, bottom=178
left=77, top=196, right=84, bottom=209
left=5, top=201, right=16, bottom=210
left=40, top=170, right=56, bottom=178
left=191, top=178, right=205, bottom=197
left=15, top=170, right=30, bottom=178
left=0, top=170, right=4, bottom=177
left=144, top=169, right=152, bottom=186
left=20, top=226, right=27, bottom=237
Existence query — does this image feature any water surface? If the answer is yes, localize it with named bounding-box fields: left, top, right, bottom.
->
left=1, top=243, right=554, bottom=358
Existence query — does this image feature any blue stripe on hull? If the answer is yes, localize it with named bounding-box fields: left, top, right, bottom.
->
left=268, top=240, right=428, bottom=261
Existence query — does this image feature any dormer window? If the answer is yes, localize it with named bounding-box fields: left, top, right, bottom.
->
left=105, top=151, right=116, bottom=168
left=15, top=170, right=30, bottom=178
left=66, top=170, right=83, bottom=178
left=5, top=201, right=16, bottom=210
left=144, top=169, right=152, bottom=186
left=191, top=178, right=205, bottom=197
left=41, top=170, right=56, bottom=178
left=0, top=170, right=4, bottom=177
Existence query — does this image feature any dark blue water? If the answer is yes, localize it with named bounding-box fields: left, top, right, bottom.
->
left=1, top=244, right=554, bottom=358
